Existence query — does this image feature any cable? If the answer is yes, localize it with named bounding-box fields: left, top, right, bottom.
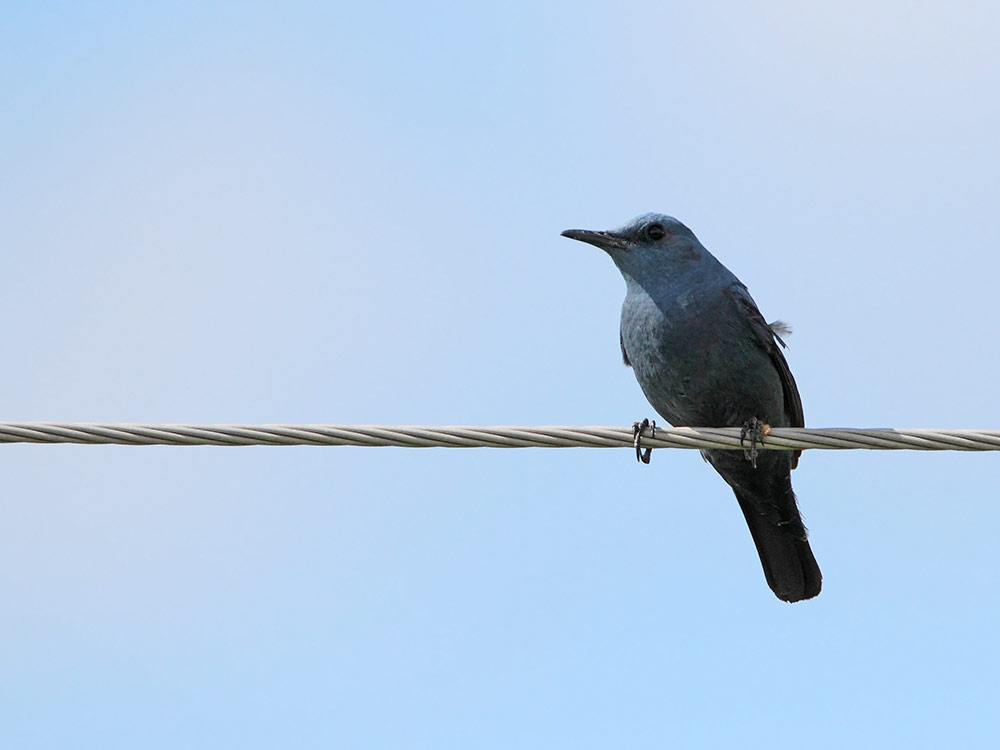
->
left=0, top=423, right=998, bottom=451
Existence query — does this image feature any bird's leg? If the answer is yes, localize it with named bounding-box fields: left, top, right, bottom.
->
left=632, top=418, right=656, bottom=464
left=739, top=417, right=771, bottom=469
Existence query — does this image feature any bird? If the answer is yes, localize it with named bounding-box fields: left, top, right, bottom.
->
left=561, top=214, right=821, bottom=602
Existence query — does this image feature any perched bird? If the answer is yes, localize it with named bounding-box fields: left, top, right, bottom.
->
left=562, top=214, right=821, bottom=602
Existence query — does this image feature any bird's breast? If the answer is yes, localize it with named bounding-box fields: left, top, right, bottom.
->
left=619, top=287, right=771, bottom=427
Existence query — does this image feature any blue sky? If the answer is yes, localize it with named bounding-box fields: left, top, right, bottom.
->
left=2, top=1, right=999, bottom=747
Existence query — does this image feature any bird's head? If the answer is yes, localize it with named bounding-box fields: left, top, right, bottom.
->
left=561, top=213, right=704, bottom=281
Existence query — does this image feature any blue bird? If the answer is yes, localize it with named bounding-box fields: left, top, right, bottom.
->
left=562, top=214, right=821, bottom=602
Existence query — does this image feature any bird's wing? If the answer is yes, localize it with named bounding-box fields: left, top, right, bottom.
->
left=727, top=285, right=805, bottom=467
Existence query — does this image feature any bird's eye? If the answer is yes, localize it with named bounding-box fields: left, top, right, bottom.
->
left=646, top=223, right=666, bottom=241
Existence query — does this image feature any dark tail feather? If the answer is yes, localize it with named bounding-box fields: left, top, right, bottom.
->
left=735, top=491, right=822, bottom=603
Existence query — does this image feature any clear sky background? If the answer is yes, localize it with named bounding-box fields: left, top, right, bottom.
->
left=3, top=1, right=1000, bottom=747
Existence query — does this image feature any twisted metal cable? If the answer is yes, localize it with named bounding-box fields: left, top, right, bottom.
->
left=0, top=423, right=999, bottom=451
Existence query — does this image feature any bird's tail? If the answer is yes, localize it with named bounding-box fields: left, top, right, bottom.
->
left=734, top=490, right=822, bottom=603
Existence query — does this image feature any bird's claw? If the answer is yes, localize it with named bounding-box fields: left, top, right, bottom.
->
left=740, top=417, right=771, bottom=468
left=632, top=418, right=656, bottom=464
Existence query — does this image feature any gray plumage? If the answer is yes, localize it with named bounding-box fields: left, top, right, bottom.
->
left=562, top=214, right=821, bottom=602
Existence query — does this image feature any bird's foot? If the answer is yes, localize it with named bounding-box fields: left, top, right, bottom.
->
left=632, top=418, right=656, bottom=464
left=740, top=417, right=771, bottom=468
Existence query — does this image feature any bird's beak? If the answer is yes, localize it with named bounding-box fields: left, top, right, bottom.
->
left=560, top=228, right=628, bottom=252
